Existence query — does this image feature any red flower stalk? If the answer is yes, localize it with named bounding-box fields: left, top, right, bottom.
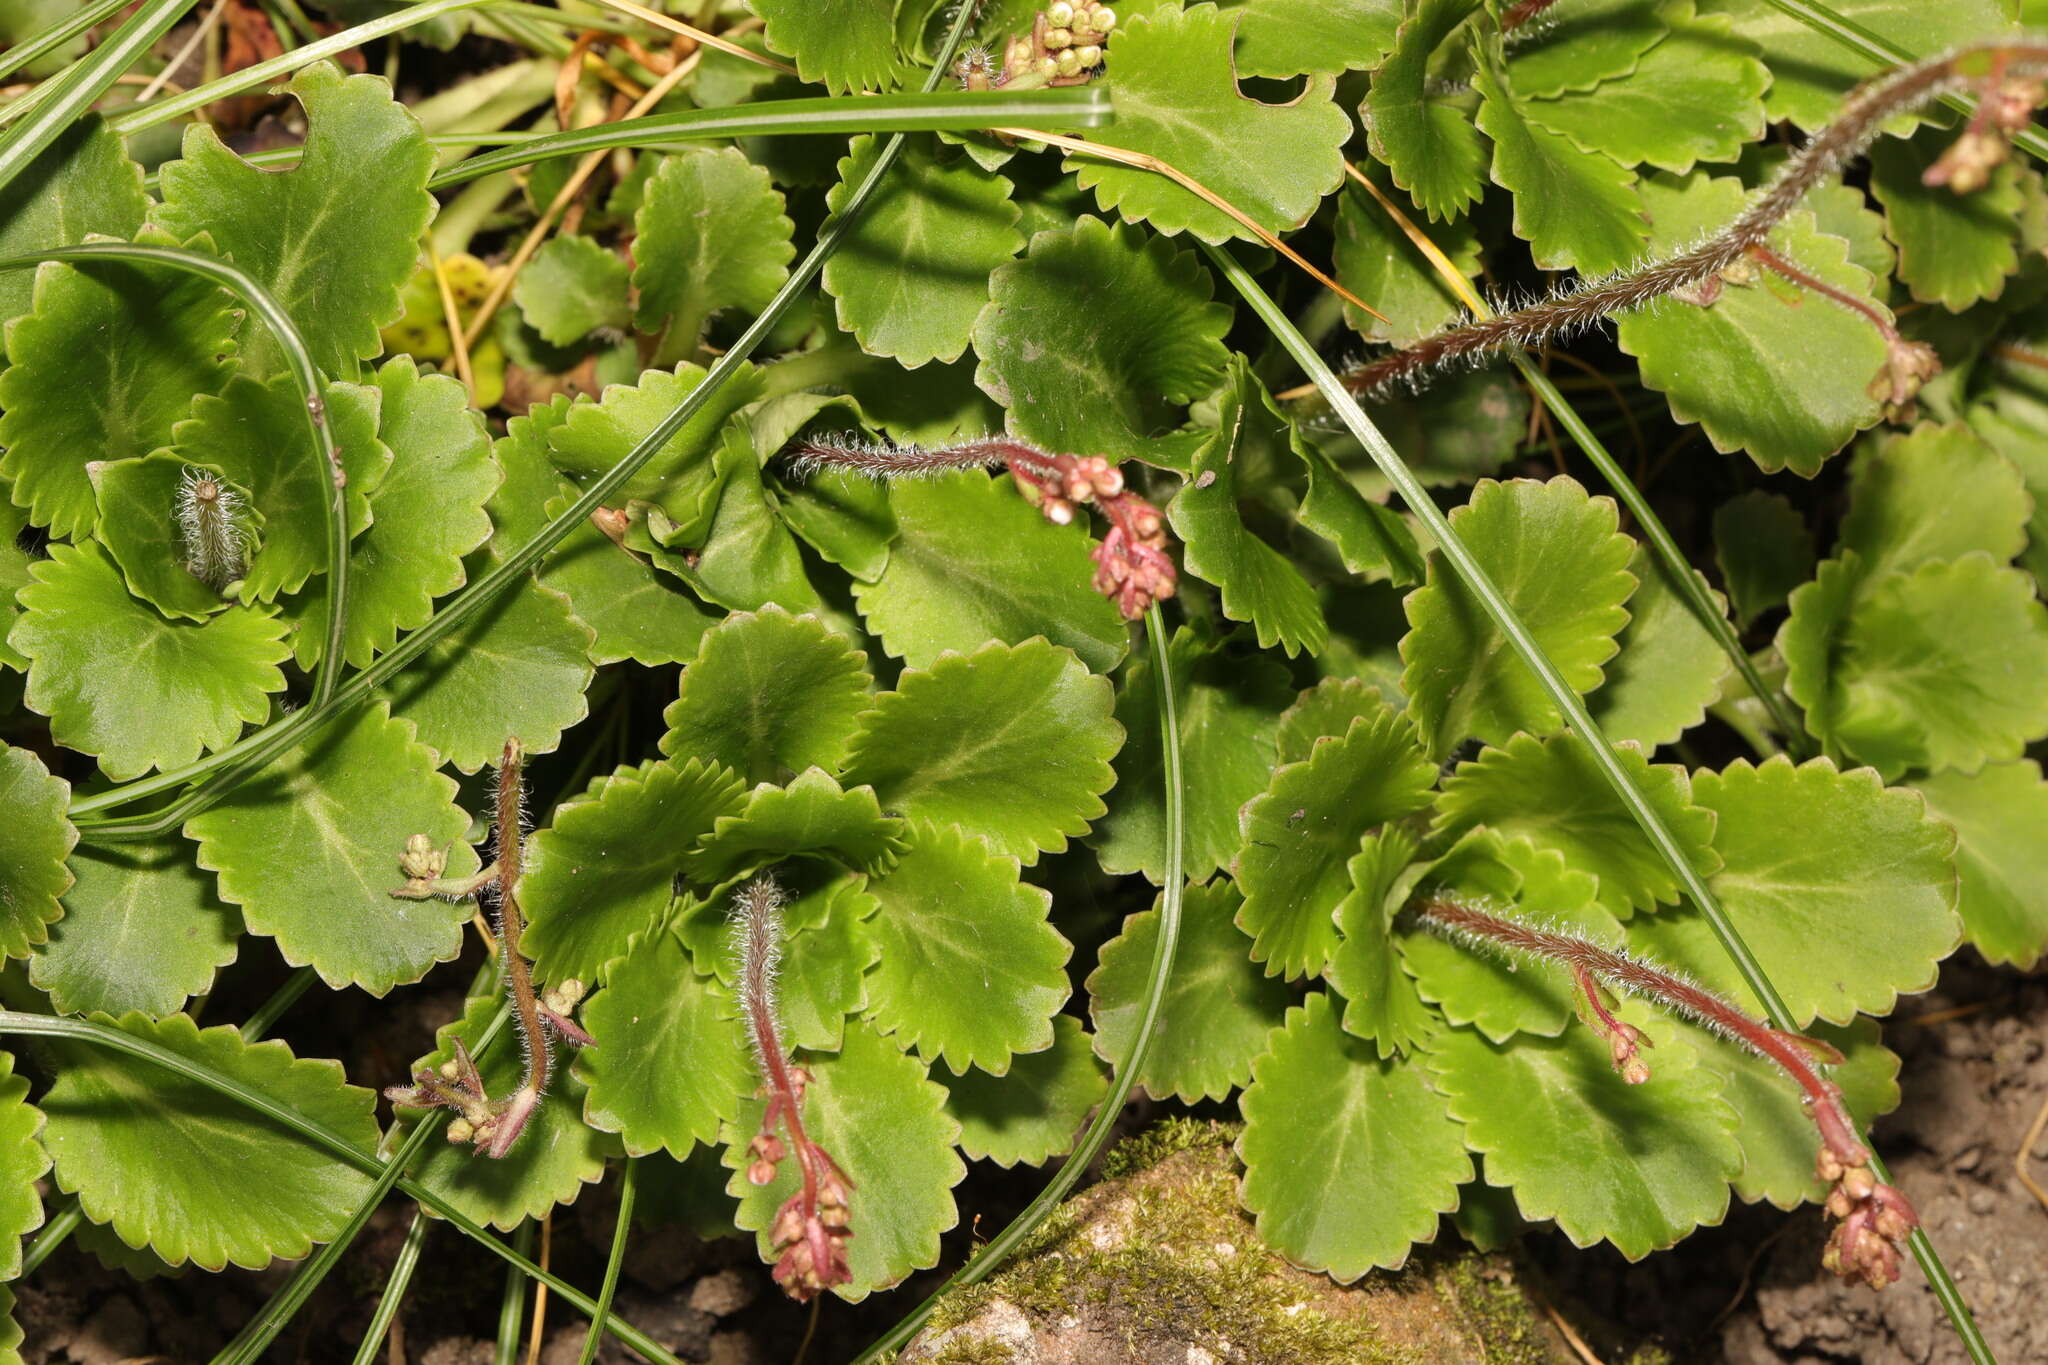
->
left=386, top=739, right=592, bottom=1158
left=1417, top=898, right=1918, bottom=1290
left=732, top=875, right=854, bottom=1301
left=787, top=434, right=1176, bottom=620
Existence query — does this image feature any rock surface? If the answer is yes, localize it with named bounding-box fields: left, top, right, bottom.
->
left=901, top=1120, right=1578, bottom=1365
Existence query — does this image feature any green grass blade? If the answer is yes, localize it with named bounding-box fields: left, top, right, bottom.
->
left=850, top=601, right=1189, bottom=1363
left=494, top=1222, right=537, bottom=1365
left=0, top=242, right=352, bottom=707
left=426, top=87, right=1115, bottom=187
left=0, top=0, right=132, bottom=86
left=576, top=1160, right=637, bottom=1365
left=351, top=1209, right=431, bottom=1365
left=1208, top=239, right=1996, bottom=1365
left=0, top=0, right=194, bottom=185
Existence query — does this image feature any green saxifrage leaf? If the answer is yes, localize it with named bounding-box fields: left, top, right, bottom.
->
left=661, top=606, right=872, bottom=784
left=633, top=148, right=794, bottom=352
left=0, top=743, right=75, bottom=961
left=32, top=842, right=238, bottom=1018
left=153, top=63, right=434, bottom=379
left=39, top=1015, right=379, bottom=1271
left=841, top=637, right=1120, bottom=865
left=0, top=116, right=146, bottom=325
left=0, top=1051, right=47, bottom=1278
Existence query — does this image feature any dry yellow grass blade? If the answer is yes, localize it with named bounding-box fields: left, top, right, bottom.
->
left=582, top=0, right=797, bottom=76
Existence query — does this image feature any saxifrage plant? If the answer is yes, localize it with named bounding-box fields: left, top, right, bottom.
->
left=0, top=1, right=2042, bottom=1363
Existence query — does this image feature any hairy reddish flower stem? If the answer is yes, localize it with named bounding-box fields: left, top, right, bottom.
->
left=1418, top=898, right=1918, bottom=1289
left=385, top=739, right=590, bottom=1158
left=733, top=875, right=853, bottom=1301
left=1501, top=0, right=1560, bottom=31
left=787, top=435, right=1176, bottom=620
left=1345, top=40, right=2048, bottom=396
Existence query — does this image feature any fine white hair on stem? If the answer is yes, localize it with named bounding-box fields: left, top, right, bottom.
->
left=731, top=874, right=789, bottom=1071
left=176, top=465, right=250, bottom=590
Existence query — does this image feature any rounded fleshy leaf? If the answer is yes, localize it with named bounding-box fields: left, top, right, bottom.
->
left=489, top=398, right=717, bottom=666
left=169, top=373, right=391, bottom=603
left=285, top=356, right=498, bottom=669
left=841, top=637, right=1119, bottom=864
left=1233, top=703, right=1437, bottom=979
left=1782, top=553, right=2048, bottom=780
left=1912, top=760, right=2048, bottom=970
left=186, top=703, right=479, bottom=995
left=1712, top=490, right=1813, bottom=630
left=1718, top=0, right=2016, bottom=133
left=1327, top=831, right=1437, bottom=1056
left=0, top=237, right=238, bottom=539
left=823, top=135, right=1022, bottom=367
left=941, top=1015, right=1108, bottom=1168
left=725, top=1017, right=964, bottom=1301
left=1587, top=546, right=1730, bottom=750
left=576, top=927, right=753, bottom=1159
left=1868, top=124, right=2022, bottom=313
left=1691, top=756, right=1962, bottom=1026
left=684, top=769, right=908, bottom=883
left=1840, top=423, right=2031, bottom=580
left=155, top=62, right=432, bottom=376
left=1275, top=676, right=1391, bottom=765
left=1504, top=0, right=1668, bottom=98
left=749, top=0, right=903, bottom=93
left=659, top=606, right=872, bottom=784
left=0, top=116, right=145, bottom=324
left=522, top=758, right=748, bottom=988
left=1519, top=1, right=1768, bottom=175
left=399, top=990, right=619, bottom=1230
left=13, top=542, right=289, bottom=781
left=541, top=361, right=766, bottom=535
left=1334, top=167, right=1483, bottom=347
left=861, top=822, right=1070, bottom=1076
left=1071, top=4, right=1349, bottom=242
left=1473, top=44, right=1649, bottom=276
left=1427, top=1009, right=1741, bottom=1258
left=1238, top=994, right=1472, bottom=1279
left=852, top=471, right=1129, bottom=673
left=1169, top=359, right=1327, bottom=657
left=1433, top=732, right=1720, bottom=916
left=1367, top=0, right=1489, bottom=222
left=1616, top=172, right=1888, bottom=476
left=633, top=148, right=793, bottom=346
left=39, top=1014, right=380, bottom=1271
left=32, top=842, right=238, bottom=1017
left=378, top=575, right=595, bottom=774
left=0, top=743, right=75, bottom=960
left=973, top=217, right=1230, bottom=471
left=1231, top=0, right=1402, bottom=76
left=1400, top=477, right=1636, bottom=759
left=0, top=1050, right=49, bottom=1278
left=154, top=62, right=434, bottom=378
left=1088, top=881, right=1290, bottom=1103
left=512, top=233, right=629, bottom=346
left=1092, top=627, right=1293, bottom=883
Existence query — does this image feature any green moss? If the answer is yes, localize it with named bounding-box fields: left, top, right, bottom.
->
left=1100, top=1115, right=1234, bottom=1179
left=942, top=1130, right=1399, bottom=1365
left=920, top=1339, right=1020, bottom=1365
left=1431, top=1254, right=1555, bottom=1365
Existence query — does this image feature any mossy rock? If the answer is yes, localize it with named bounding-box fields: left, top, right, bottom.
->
left=902, top=1119, right=1575, bottom=1365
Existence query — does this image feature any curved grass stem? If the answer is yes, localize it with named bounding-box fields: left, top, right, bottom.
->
left=0, top=0, right=195, bottom=189
left=0, top=0, right=132, bottom=87
left=576, top=1160, right=637, bottom=1365
left=0, top=243, right=351, bottom=705
left=850, top=602, right=1187, bottom=1363
left=1210, top=240, right=1994, bottom=1365
left=350, top=1208, right=431, bottom=1365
